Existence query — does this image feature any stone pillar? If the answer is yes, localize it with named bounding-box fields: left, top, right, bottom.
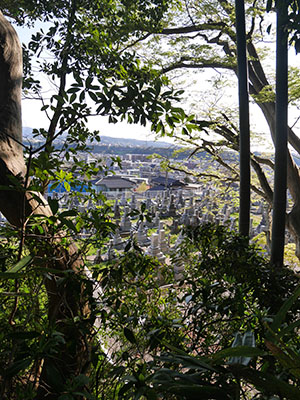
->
left=147, top=233, right=165, bottom=264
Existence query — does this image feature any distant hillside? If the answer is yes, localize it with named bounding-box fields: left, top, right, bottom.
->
left=97, top=135, right=173, bottom=148
left=23, top=127, right=282, bottom=164
left=22, top=127, right=173, bottom=148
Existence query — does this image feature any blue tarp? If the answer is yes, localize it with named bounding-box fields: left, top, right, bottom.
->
left=47, top=182, right=90, bottom=193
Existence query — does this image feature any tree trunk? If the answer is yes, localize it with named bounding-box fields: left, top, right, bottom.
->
left=216, top=0, right=300, bottom=260
left=0, top=11, right=91, bottom=398
left=233, top=39, right=300, bottom=261
left=235, top=0, right=251, bottom=237
left=160, top=0, right=300, bottom=260
left=270, top=1, right=288, bottom=266
left=245, top=48, right=300, bottom=258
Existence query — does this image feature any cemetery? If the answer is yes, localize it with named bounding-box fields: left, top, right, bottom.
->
left=97, top=187, right=292, bottom=264
left=2, top=1, right=300, bottom=399
left=19, top=166, right=294, bottom=270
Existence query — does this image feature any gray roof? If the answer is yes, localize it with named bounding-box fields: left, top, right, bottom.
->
left=150, top=176, right=185, bottom=188
left=95, top=176, right=136, bottom=189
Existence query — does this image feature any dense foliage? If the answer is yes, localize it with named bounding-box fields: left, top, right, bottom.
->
left=1, top=222, right=300, bottom=399
left=0, top=0, right=300, bottom=398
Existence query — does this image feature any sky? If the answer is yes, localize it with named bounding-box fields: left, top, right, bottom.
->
left=22, top=98, right=158, bottom=142
left=15, top=18, right=300, bottom=151
left=16, top=23, right=171, bottom=144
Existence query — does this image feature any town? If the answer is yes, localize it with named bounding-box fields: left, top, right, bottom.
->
left=31, top=133, right=285, bottom=268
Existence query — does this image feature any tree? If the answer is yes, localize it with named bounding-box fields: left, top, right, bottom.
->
left=0, top=1, right=177, bottom=397
left=137, top=0, right=300, bottom=260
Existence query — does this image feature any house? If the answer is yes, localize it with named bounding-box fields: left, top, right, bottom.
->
left=95, top=176, right=137, bottom=193
left=148, top=176, right=185, bottom=191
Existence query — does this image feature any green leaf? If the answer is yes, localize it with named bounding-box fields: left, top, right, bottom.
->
left=86, top=76, right=93, bottom=89
left=124, top=327, right=136, bottom=344
left=5, top=358, right=32, bottom=377
left=34, top=267, right=74, bottom=275
left=265, top=340, right=300, bottom=378
left=59, top=210, right=77, bottom=218
left=233, top=366, right=300, bottom=400
left=5, top=256, right=32, bottom=274
left=73, top=374, right=90, bottom=387
left=67, top=87, right=80, bottom=93
left=277, top=318, right=300, bottom=337
left=37, top=224, right=44, bottom=234
left=58, top=395, right=73, bottom=400
left=167, top=384, right=229, bottom=399
left=45, top=362, right=64, bottom=391
left=177, top=355, right=217, bottom=372
left=63, top=181, right=71, bottom=192
left=270, top=285, right=300, bottom=333
left=88, top=91, right=98, bottom=102
left=59, top=218, right=78, bottom=232
left=159, top=343, right=217, bottom=372
left=212, top=346, right=265, bottom=364
left=70, top=93, right=76, bottom=103
left=48, top=198, right=59, bottom=215
left=0, top=272, right=25, bottom=279
left=0, top=291, right=30, bottom=296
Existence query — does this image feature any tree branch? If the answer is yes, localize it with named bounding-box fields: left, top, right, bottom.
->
left=46, top=0, right=77, bottom=152
left=253, top=155, right=274, bottom=169
left=250, top=157, right=273, bottom=203
left=162, top=60, right=235, bottom=74
left=160, top=23, right=227, bottom=36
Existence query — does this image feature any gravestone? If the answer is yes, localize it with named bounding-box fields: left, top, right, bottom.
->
left=120, top=192, right=127, bottom=207
left=137, top=223, right=150, bottom=247
left=157, top=222, right=169, bottom=254
left=170, top=218, right=180, bottom=234
left=181, top=209, right=190, bottom=226
left=130, top=193, right=137, bottom=210
left=171, top=232, right=185, bottom=280
left=147, top=233, right=166, bottom=264
left=112, top=229, right=124, bottom=250
left=106, top=240, right=116, bottom=260
left=166, top=194, right=177, bottom=218
left=153, top=211, right=160, bottom=227
left=120, top=206, right=131, bottom=232
left=160, top=191, right=168, bottom=215
left=229, top=217, right=237, bottom=231
left=113, top=200, right=121, bottom=220
left=145, top=197, right=153, bottom=211
left=176, top=190, right=185, bottom=209
left=190, top=211, right=200, bottom=227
